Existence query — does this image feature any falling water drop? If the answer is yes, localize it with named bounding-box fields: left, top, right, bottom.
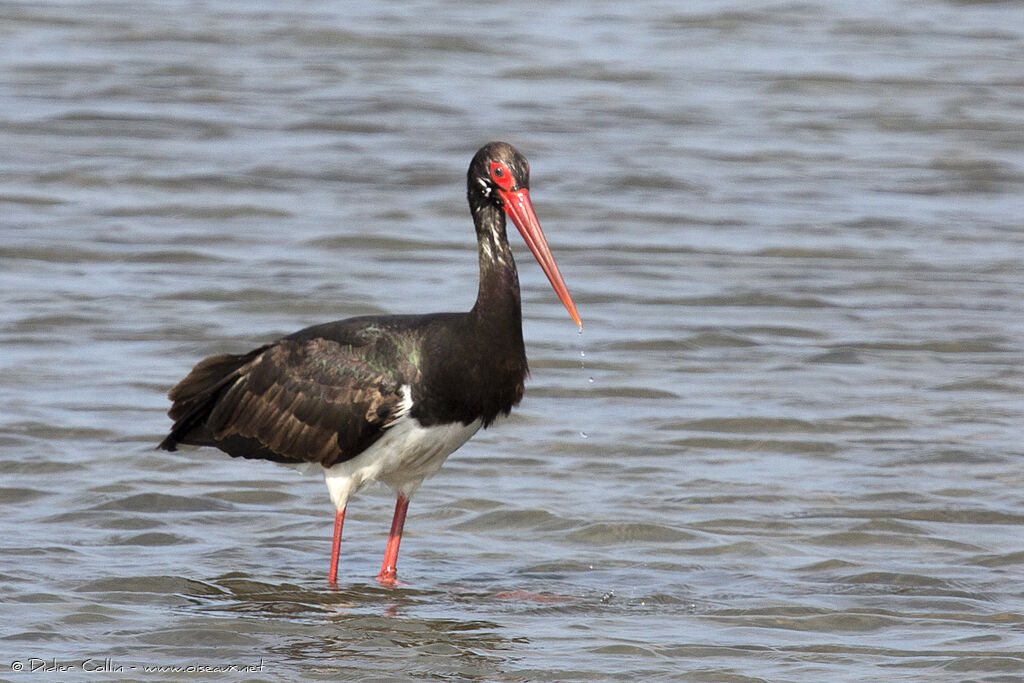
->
left=576, top=325, right=590, bottom=441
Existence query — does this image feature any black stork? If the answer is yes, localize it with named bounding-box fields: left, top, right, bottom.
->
left=158, top=142, right=581, bottom=585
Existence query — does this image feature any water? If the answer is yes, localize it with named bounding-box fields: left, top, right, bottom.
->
left=3, top=1, right=1024, bottom=680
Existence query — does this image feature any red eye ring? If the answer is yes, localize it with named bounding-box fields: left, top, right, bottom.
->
left=489, top=161, right=515, bottom=191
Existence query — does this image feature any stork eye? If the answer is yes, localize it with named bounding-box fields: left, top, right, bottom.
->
left=489, top=161, right=514, bottom=191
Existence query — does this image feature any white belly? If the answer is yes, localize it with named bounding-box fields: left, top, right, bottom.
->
left=323, top=395, right=481, bottom=509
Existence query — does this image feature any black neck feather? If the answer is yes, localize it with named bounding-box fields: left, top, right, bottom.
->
left=470, top=201, right=522, bottom=335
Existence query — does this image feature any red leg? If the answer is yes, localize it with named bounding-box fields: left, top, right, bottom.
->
left=327, top=506, right=345, bottom=585
left=376, top=495, right=410, bottom=585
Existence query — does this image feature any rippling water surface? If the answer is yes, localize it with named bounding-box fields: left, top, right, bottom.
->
left=3, top=1, right=1024, bottom=680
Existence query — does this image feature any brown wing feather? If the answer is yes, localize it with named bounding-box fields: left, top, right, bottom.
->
left=160, top=337, right=406, bottom=467
left=165, top=346, right=269, bottom=423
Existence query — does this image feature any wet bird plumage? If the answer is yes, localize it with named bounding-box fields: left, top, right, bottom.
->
left=158, top=141, right=579, bottom=583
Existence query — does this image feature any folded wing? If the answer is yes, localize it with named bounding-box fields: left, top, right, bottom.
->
left=159, top=336, right=406, bottom=467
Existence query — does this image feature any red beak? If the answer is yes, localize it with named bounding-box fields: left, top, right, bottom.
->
left=498, top=187, right=582, bottom=327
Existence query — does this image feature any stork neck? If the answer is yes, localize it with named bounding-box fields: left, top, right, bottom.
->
left=470, top=203, right=522, bottom=331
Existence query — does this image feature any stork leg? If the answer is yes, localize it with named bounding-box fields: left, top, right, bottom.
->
left=376, top=495, right=410, bottom=584
left=327, top=506, right=346, bottom=584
